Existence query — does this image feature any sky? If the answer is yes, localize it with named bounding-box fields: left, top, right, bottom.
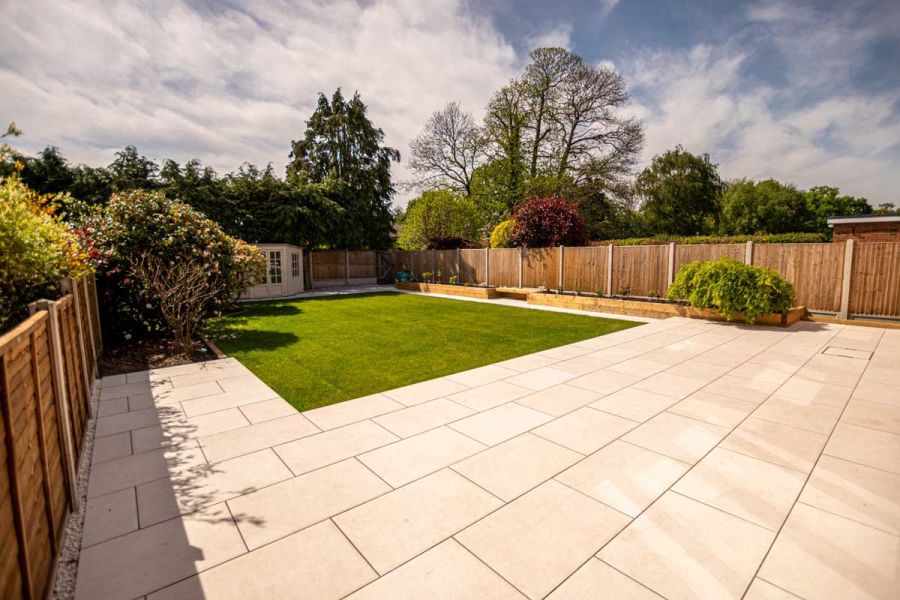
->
left=1, top=0, right=898, bottom=207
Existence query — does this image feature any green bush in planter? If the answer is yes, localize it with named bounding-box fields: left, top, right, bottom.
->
left=667, top=258, right=795, bottom=323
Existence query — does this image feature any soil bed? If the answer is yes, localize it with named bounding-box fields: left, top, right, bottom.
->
left=99, top=337, right=216, bottom=376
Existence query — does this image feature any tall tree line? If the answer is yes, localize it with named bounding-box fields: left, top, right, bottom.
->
left=409, top=46, right=644, bottom=239
left=407, top=47, right=885, bottom=240
left=1, top=89, right=399, bottom=249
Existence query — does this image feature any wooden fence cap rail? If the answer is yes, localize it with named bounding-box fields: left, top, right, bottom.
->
left=0, top=311, right=48, bottom=349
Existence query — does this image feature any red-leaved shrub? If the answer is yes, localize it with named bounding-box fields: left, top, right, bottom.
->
left=510, top=197, right=588, bottom=247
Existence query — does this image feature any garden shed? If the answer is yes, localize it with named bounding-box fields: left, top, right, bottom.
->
left=241, top=243, right=305, bottom=300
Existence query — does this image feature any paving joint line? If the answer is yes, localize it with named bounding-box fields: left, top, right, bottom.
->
left=738, top=325, right=873, bottom=599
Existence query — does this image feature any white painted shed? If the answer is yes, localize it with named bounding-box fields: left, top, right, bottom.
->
left=241, top=243, right=304, bottom=300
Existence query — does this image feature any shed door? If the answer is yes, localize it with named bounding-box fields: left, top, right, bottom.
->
left=267, top=250, right=284, bottom=295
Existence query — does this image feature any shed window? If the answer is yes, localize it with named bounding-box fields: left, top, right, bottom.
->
left=268, top=251, right=282, bottom=284
left=291, top=253, right=300, bottom=277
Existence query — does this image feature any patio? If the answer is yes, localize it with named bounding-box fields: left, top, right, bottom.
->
left=75, top=317, right=899, bottom=600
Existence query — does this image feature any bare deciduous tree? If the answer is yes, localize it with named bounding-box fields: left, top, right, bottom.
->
left=129, top=254, right=222, bottom=351
left=409, top=102, right=487, bottom=196
left=521, top=47, right=578, bottom=178
left=551, top=62, right=643, bottom=182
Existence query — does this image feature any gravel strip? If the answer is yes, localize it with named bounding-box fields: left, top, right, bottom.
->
left=50, top=382, right=101, bottom=600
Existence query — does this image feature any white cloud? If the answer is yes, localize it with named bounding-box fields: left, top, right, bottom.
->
left=624, top=41, right=900, bottom=204
left=2, top=0, right=897, bottom=209
left=0, top=0, right=517, bottom=206
left=526, top=23, right=573, bottom=50
left=599, top=0, right=621, bottom=19
left=747, top=0, right=900, bottom=91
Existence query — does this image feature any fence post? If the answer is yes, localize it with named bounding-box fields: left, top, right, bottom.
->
left=558, top=245, right=565, bottom=290
left=308, top=251, right=315, bottom=289
left=299, top=249, right=305, bottom=292
left=432, top=248, right=437, bottom=282
left=344, top=250, right=350, bottom=285
left=518, top=247, right=524, bottom=288
left=456, top=248, right=461, bottom=281
left=78, top=279, right=98, bottom=376
left=606, top=244, right=614, bottom=295
left=838, top=239, right=855, bottom=319
left=667, top=243, right=676, bottom=288
left=485, top=247, right=490, bottom=286
left=89, top=277, right=103, bottom=354
left=33, top=300, right=79, bottom=508
left=61, top=278, right=93, bottom=417
left=745, top=241, right=754, bottom=264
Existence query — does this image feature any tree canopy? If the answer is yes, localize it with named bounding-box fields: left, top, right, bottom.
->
left=410, top=47, right=644, bottom=237
left=720, top=179, right=810, bottom=234
left=2, top=91, right=399, bottom=250
left=635, top=146, right=723, bottom=235
left=396, top=189, right=482, bottom=250
left=288, top=89, right=400, bottom=249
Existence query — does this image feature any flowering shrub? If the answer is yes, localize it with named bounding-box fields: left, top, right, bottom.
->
left=0, top=176, right=92, bottom=330
left=509, top=197, right=588, bottom=247
left=490, top=219, right=516, bottom=248
left=667, top=258, right=795, bottom=323
left=89, top=190, right=265, bottom=345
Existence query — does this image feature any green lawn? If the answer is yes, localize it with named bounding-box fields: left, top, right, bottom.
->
left=208, top=292, right=640, bottom=411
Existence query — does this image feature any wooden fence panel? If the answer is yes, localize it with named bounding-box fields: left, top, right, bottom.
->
left=395, top=250, right=429, bottom=280
left=524, top=248, right=558, bottom=288
left=310, top=250, right=346, bottom=281
left=459, top=249, right=486, bottom=284
left=849, top=242, right=900, bottom=317
left=612, top=245, right=669, bottom=297
left=562, top=246, right=609, bottom=293
left=434, top=250, right=458, bottom=282
left=348, top=251, right=376, bottom=279
left=56, top=296, right=88, bottom=456
left=752, top=243, right=844, bottom=312
left=0, top=312, right=71, bottom=600
left=674, top=244, right=744, bottom=273
left=488, top=248, right=520, bottom=287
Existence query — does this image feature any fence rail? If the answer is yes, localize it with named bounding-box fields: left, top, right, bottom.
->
left=1, top=276, right=100, bottom=600
left=388, top=241, right=900, bottom=319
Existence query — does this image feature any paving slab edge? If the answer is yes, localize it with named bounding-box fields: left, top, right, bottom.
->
left=51, top=380, right=102, bottom=600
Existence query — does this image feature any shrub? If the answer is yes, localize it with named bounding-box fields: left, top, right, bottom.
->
left=426, top=236, right=478, bottom=249
left=397, top=189, right=482, bottom=249
left=0, top=176, right=92, bottom=330
left=509, top=197, right=588, bottom=247
left=89, top=190, right=265, bottom=347
left=667, top=258, right=795, bottom=323
left=596, top=232, right=828, bottom=246
left=490, top=219, right=516, bottom=248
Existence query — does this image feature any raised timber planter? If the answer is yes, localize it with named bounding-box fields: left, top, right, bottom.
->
left=395, top=281, right=499, bottom=299
left=527, top=292, right=805, bottom=327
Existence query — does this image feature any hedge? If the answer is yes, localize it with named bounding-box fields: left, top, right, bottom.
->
left=593, top=232, right=828, bottom=246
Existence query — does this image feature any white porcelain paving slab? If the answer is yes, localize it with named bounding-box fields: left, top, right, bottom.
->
left=357, top=426, right=486, bottom=487
left=335, top=468, right=502, bottom=574
left=452, top=433, right=582, bottom=501
left=148, top=520, right=377, bottom=600
left=75, top=317, right=900, bottom=599
left=547, top=558, right=663, bottom=599
left=456, top=480, right=630, bottom=600
left=227, top=458, right=391, bottom=549
left=373, top=397, right=475, bottom=438
left=346, top=538, right=526, bottom=600
left=599, top=491, right=775, bottom=600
